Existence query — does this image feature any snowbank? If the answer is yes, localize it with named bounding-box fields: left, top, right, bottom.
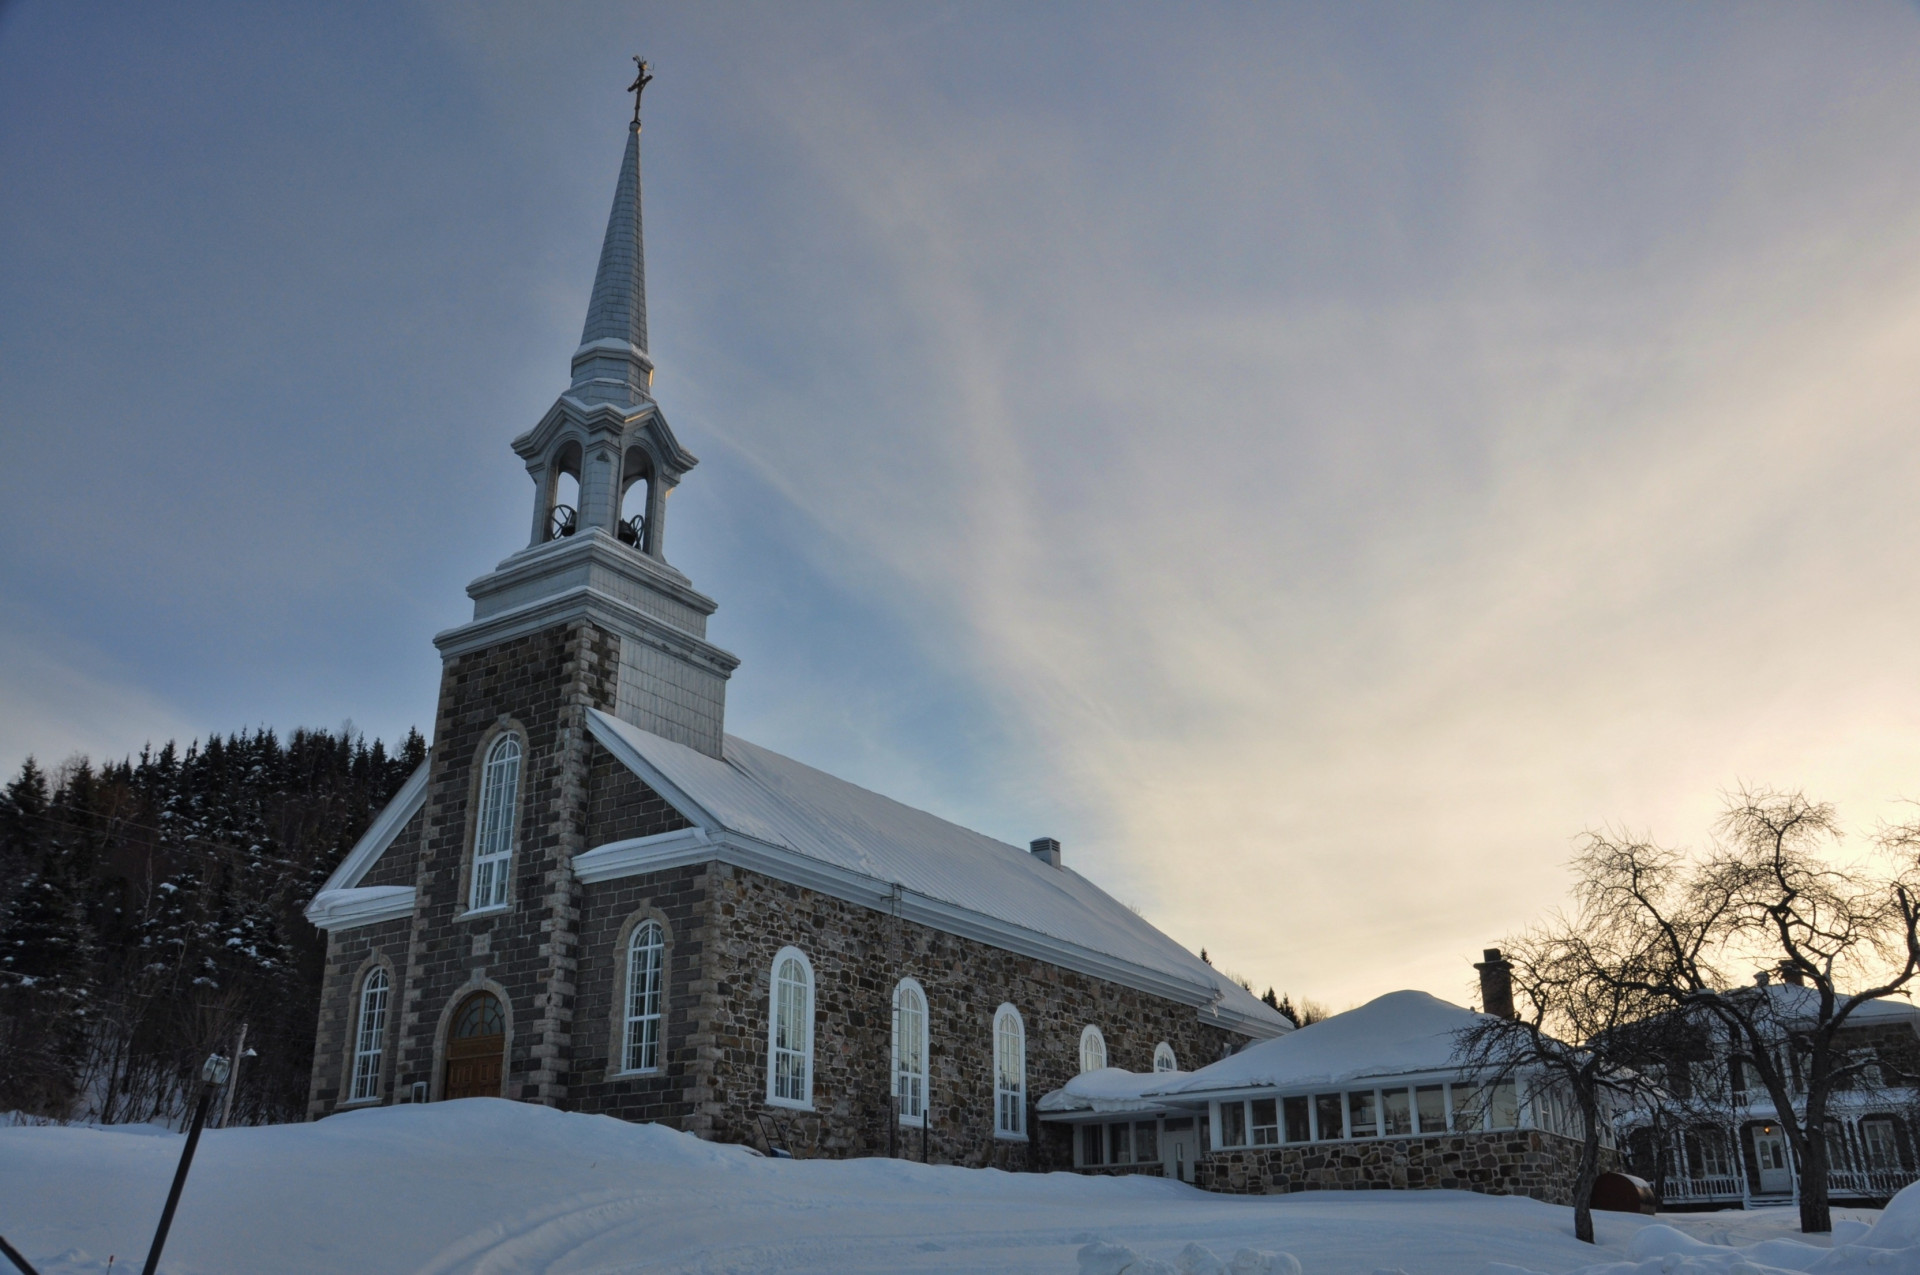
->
left=1496, top=1179, right=1920, bottom=1275
left=0, top=1099, right=1877, bottom=1274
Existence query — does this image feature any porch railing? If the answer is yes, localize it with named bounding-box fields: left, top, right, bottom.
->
left=1659, top=1173, right=1744, bottom=1202
left=1827, top=1165, right=1918, bottom=1200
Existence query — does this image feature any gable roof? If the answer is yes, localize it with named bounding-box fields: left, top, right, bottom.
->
left=585, top=709, right=1289, bottom=1038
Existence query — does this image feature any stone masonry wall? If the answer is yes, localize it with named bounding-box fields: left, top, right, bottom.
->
left=380, top=619, right=620, bottom=1112
left=307, top=915, right=411, bottom=1115
left=682, top=862, right=1242, bottom=1169
left=1199, top=1129, right=1616, bottom=1204
left=356, top=809, right=424, bottom=889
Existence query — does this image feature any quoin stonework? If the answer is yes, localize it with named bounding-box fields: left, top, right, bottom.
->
left=303, top=82, right=1285, bottom=1175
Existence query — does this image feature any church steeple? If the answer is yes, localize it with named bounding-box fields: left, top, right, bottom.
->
left=438, top=64, right=739, bottom=761
left=569, top=113, right=653, bottom=407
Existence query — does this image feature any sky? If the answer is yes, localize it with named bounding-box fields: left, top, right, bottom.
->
left=5, top=2, right=1920, bottom=1012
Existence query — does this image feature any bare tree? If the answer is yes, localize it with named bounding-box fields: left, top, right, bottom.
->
left=1455, top=924, right=1673, bottom=1243
left=1575, top=786, right=1920, bottom=1235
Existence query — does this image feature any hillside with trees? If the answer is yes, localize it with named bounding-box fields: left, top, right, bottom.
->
left=0, top=726, right=423, bottom=1126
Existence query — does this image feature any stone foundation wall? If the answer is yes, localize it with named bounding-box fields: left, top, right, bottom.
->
left=1198, top=1129, right=1614, bottom=1204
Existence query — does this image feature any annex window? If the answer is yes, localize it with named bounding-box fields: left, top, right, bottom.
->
left=1450, top=1082, right=1485, bottom=1132
left=1082, top=1123, right=1105, bottom=1165
left=1154, top=1042, right=1178, bottom=1073
left=1416, top=1084, right=1447, bottom=1134
left=892, top=978, right=928, bottom=1126
left=995, top=1004, right=1027, bottom=1138
left=350, top=966, right=389, bottom=1102
left=1348, top=1089, right=1378, bottom=1138
left=621, top=921, right=664, bottom=1073
left=1079, top=1025, right=1107, bottom=1074
left=1283, top=1095, right=1311, bottom=1143
left=469, top=734, right=522, bottom=911
left=1220, top=1100, right=1248, bottom=1147
left=1314, top=1092, right=1345, bottom=1140
left=1488, top=1080, right=1519, bottom=1129
left=767, top=947, right=814, bottom=1108
left=1250, top=1097, right=1280, bottom=1146
left=1375, top=1087, right=1408, bottom=1136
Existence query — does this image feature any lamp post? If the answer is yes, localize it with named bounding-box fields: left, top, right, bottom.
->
left=141, top=1053, right=229, bottom=1275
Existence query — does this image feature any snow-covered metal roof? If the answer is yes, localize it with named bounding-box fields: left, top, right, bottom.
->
left=587, top=709, right=1289, bottom=1037
left=1149, top=990, right=1484, bottom=1096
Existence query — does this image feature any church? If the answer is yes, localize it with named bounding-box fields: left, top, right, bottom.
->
left=302, top=78, right=1290, bottom=1170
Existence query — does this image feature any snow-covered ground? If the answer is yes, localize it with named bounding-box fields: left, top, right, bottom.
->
left=0, top=1101, right=1890, bottom=1275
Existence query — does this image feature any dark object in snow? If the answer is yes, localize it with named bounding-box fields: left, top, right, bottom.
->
left=1590, top=1171, right=1657, bottom=1215
left=757, top=1112, right=795, bottom=1159
left=142, top=1053, right=230, bottom=1275
left=0, top=1231, right=44, bottom=1275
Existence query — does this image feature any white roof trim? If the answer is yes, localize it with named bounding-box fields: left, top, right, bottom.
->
left=573, top=826, right=712, bottom=883
left=308, top=886, right=416, bottom=931
left=307, top=762, right=429, bottom=907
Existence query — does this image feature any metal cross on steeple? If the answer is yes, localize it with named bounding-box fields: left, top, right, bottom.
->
left=628, top=56, right=653, bottom=126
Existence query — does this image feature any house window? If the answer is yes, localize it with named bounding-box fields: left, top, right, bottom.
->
left=1383, top=1087, right=1413, bottom=1136
left=767, top=947, right=813, bottom=1108
left=893, top=979, right=928, bottom=1126
left=1314, top=1092, right=1345, bottom=1140
left=1283, top=1095, right=1311, bottom=1143
left=1489, top=1080, right=1519, bottom=1129
left=1250, top=1097, right=1280, bottom=1145
left=1080, top=1025, right=1107, bottom=1073
left=621, top=921, right=664, bottom=1073
left=1221, top=1100, right=1248, bottom=1147
left=1110, top=1121, right=1133, bottom=1163
left=1691, top=1125, right=1732, bottom=1178
left=1082, top=1123, right=1105, bottom=1164
left=994, top=1004, right=1026, bottom=1138
left=1154, top=1042, right=1178, bottom=1073
left=1135, top=1121, right=1158, bottom=1161
left=1450, top=1082, right=1484, bottom=1131
left=350, top=966, right=389, bottom=1102
left=469, top=734, right=522, bottom=911
left=1416, top=1084, right=1447, bottom=1133
left=1348, top=1089, right=1378, bottom=1138
left=1863, top=1119, right=1901, bottom=1171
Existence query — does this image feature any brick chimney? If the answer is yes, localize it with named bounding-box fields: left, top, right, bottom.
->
left=1030, top=837, right=1062, bottom=868
left=1475, top=947, right=1515, bottom=1019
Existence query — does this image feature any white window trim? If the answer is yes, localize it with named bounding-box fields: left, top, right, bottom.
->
left=891, top=977, right=929, bottom=1128
left=348, top=966, right=389, bottom=1104
left=617, top=920, right=666, bottom=1075
left=766, top=945, right=815, bottom=1110
left=468, top=734, right=522, bottom=912
left=1154, top=1041, right=1177, bottom=1073
left=994, top=1003, right=1027, bottom=1141
left=1079, top=1024, right=1107, bottom=1074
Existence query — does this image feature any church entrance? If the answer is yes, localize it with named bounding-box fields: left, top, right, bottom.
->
left=445, top=992, right=505, bottom=1100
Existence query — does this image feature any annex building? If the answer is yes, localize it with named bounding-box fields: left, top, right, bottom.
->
left=302, top=91, right=1287, bottom=1169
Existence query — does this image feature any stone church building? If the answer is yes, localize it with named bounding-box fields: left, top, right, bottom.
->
left=303, top=96, right=1288, bottom=1168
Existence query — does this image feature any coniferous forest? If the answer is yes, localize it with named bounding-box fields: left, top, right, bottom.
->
left=0, top=727, right=424, bottom=1127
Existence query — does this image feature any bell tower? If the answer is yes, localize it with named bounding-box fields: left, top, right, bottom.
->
left=433, top=67, right=739, bottom=757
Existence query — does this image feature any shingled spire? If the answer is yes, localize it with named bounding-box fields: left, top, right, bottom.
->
left=569, top=109, right=654, bottom=407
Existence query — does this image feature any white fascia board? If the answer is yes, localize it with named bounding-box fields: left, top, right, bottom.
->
left=309, top=762, right=430, bottom=904
left=573, top=826, right=712, bottom=883
left=1150, top=1067, right=1497, bottom=1105
left=308, top=886, right=416, bottom=931
left=1199, top=1001, right=1292, bottom=1041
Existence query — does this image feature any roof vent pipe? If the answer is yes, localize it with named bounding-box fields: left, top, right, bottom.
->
left=1030, top=837, right=1061, bottom=868
left=1475, top=947, right=1515, bottom=1019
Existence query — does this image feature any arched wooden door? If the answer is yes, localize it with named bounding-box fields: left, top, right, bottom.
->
left=444, top=992, right=505, bottom=1100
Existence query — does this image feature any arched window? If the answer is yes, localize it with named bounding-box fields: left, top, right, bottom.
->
left=1154, top=1041, right=1178, bottom=1073
left=892, top=978, right=928, bottom=1126
left=350, top=966, right=389, bottom=1102
left=767, top=946, right=814, bottom=1108
left=1079, top=1025, right=1107, bottom=1074
left=994, top=1004, right=1026, bottom=1139
left=469, top=734, right=521, bottom=911
left=622, top=921, right=665, bottom=1073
